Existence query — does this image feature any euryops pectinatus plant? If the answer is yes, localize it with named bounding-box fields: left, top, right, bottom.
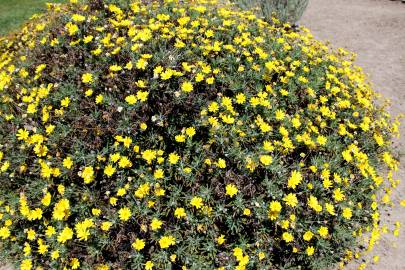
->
left=0, top=0, right=402, bottom=269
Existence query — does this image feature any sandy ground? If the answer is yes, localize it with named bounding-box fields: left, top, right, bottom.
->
left=1, top=0, right=405, bottom=270
left=301, top=0, right=405, bottom=269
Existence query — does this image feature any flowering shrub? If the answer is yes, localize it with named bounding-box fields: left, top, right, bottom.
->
left=0, top=0, right=402, bottom=269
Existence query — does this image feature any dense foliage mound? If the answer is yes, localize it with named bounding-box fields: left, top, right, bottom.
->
left=0, top=0, right=401, bottom=269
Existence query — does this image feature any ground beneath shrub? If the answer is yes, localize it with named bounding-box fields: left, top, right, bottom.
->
left=301, top=0, right=405, bottom=269
left=1, top=0, right=405, bottom=269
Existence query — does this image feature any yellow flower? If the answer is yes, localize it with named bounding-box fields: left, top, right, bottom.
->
left=206, top=77, right=214, bottom=84
left=109, top=65, right=122, bottom=72
left=233, top=247, right=243, bottom=261
left=111, top=154, right=121, bottom=163
left=95, top=94, right=103, bottom=104
left=27, top=229, right=36, bottom=240
left=92, top=208, right=101, bottom=216
left=23, top=243, right=31, bottom=256
left=104, top=164, right=116, bottom=177
left=275, top=109, right=285, bottom=120
left=161, top=69, right=174, bottom=80
left=72, top=14, right=85, bottom=22
left=118, top=207, right=132, bottom=221
left=34, top=144, right=48, bottom=157
left=322, top=178, right=332, bottom=189
left=125, top=61, right=133, bottom=70
left=243, top=208, right=251, bottom=216
left=65, top=22, right=79, bottom=35
left=283, top=193, right=298, bottom=207
left=190, top=196, right=203, bottom=209
left=110, top=197, right=118, bottom=206
left=154, top=169, right=164, bottom=179
left=217, top=158, right=226, bottom=169
left=145, top=261, right=154, bottom=270
left=292, top=117, right=301, bottom=128
left=57, top=227, right=73, bottom=243
left=177, top=16, right=190, bottom=26
left=118, top=156, right=132, bottom=168
left=132, top=238, right=145, bottom=251
left=142, top=149, right=156, bottom=164
left=85, top=89, right=93, bottom=96
left=81, top=73, right=93, bottom=83
left=101, top=221, right=112, bottom=231
left=333, top=188, right=345, bottom=202
left=83, top=35, right=93, bottom=43
left=75, top=219, right=94, bottom=241
left=268, top=201, right=282, bottom=220
left=20, top=259, right=32, bottom=270
left=70, top=258, right=80, bottom=269
left=168, top=152, right=180, bottom=164
left=221, top=114, right=235, bottom=124
left=170, top=254, right=177, bottom=262
left=62, top=156, right=73, bottom=169
left=259, top=155, right=273, bottom=166
left=81, top=166, right=95, bottom=184
left=342, top=207, right=352, bottom=219
left=316, top=135, right=327, bottom=146
left=136, top=123, right=146, bottom=131
left=16, top=129, right=29, bottom=141
left=4, top=219, right=11, bottom=227
left=125, top=95, right=137, bottom=105
left=308, top=196, right=322, bottom=212
left=135, top=183, right=150, bottom=199
left=185, top=127, right=196, bottom=137
left=258, top=251, right=266, bottom=261
left=95, top=264, right=109, bottom=270
left=174, top=207, right=186, bottom=219
left=159, top=235, right=176, bottom=249
left=306, top=246, right=315, bottom=256
left=181, top=81, right=194, bottom=93
left=136, top=90, right=149, bottom=102
left=373, top=133, right=384, bottom=146
left=282, top=232, right=294, bottom=243
left=150, top=218, right=163, bottom=231
left=117, top=188, right=127, bottom=197
left=325, top=203, right=336, bottom=216
left=52, top=198, right=70, bottom=220
left=318, top=226, right=329, bottom=238
left=0, top=226, right=10, bottom=239
left=208, top=102, right=219, bottom=112
left=41, top=192, right=52, bottom=206
left=60, top=97, right=70, bottom=108
left=217, top=234, right=225, bottom=245
left=175, top=134, right=186, bottom=142
left=303, top=231, right=314, bottom=241
left=50, top=250, right=60, bottom=260
left=235, top=93, right=246, bottom=104
left=342, top=150, right=352, bottom=162
left=136, top=58, right=148, bottom=70
left=0, top=161, right=10, bottom=172
left=45, top=226, right=56, bottom=237
left=287, top=170, right=302, bottom=189
left=225, top=183, right=238, bottom=198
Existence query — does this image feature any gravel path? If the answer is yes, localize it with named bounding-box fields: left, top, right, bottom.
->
left=301, top=0, right=405, bottom=269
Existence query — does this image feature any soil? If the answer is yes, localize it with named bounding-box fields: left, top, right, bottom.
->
left=301, top=0, right=405, bottom=269
left=1, top=0, right=405, bottom=269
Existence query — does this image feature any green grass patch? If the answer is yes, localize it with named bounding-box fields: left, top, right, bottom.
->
left=0, top=0, right=65, bottom=35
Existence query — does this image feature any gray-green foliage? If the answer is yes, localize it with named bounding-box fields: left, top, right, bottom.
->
left=235, top=0, right=309, bottom=24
